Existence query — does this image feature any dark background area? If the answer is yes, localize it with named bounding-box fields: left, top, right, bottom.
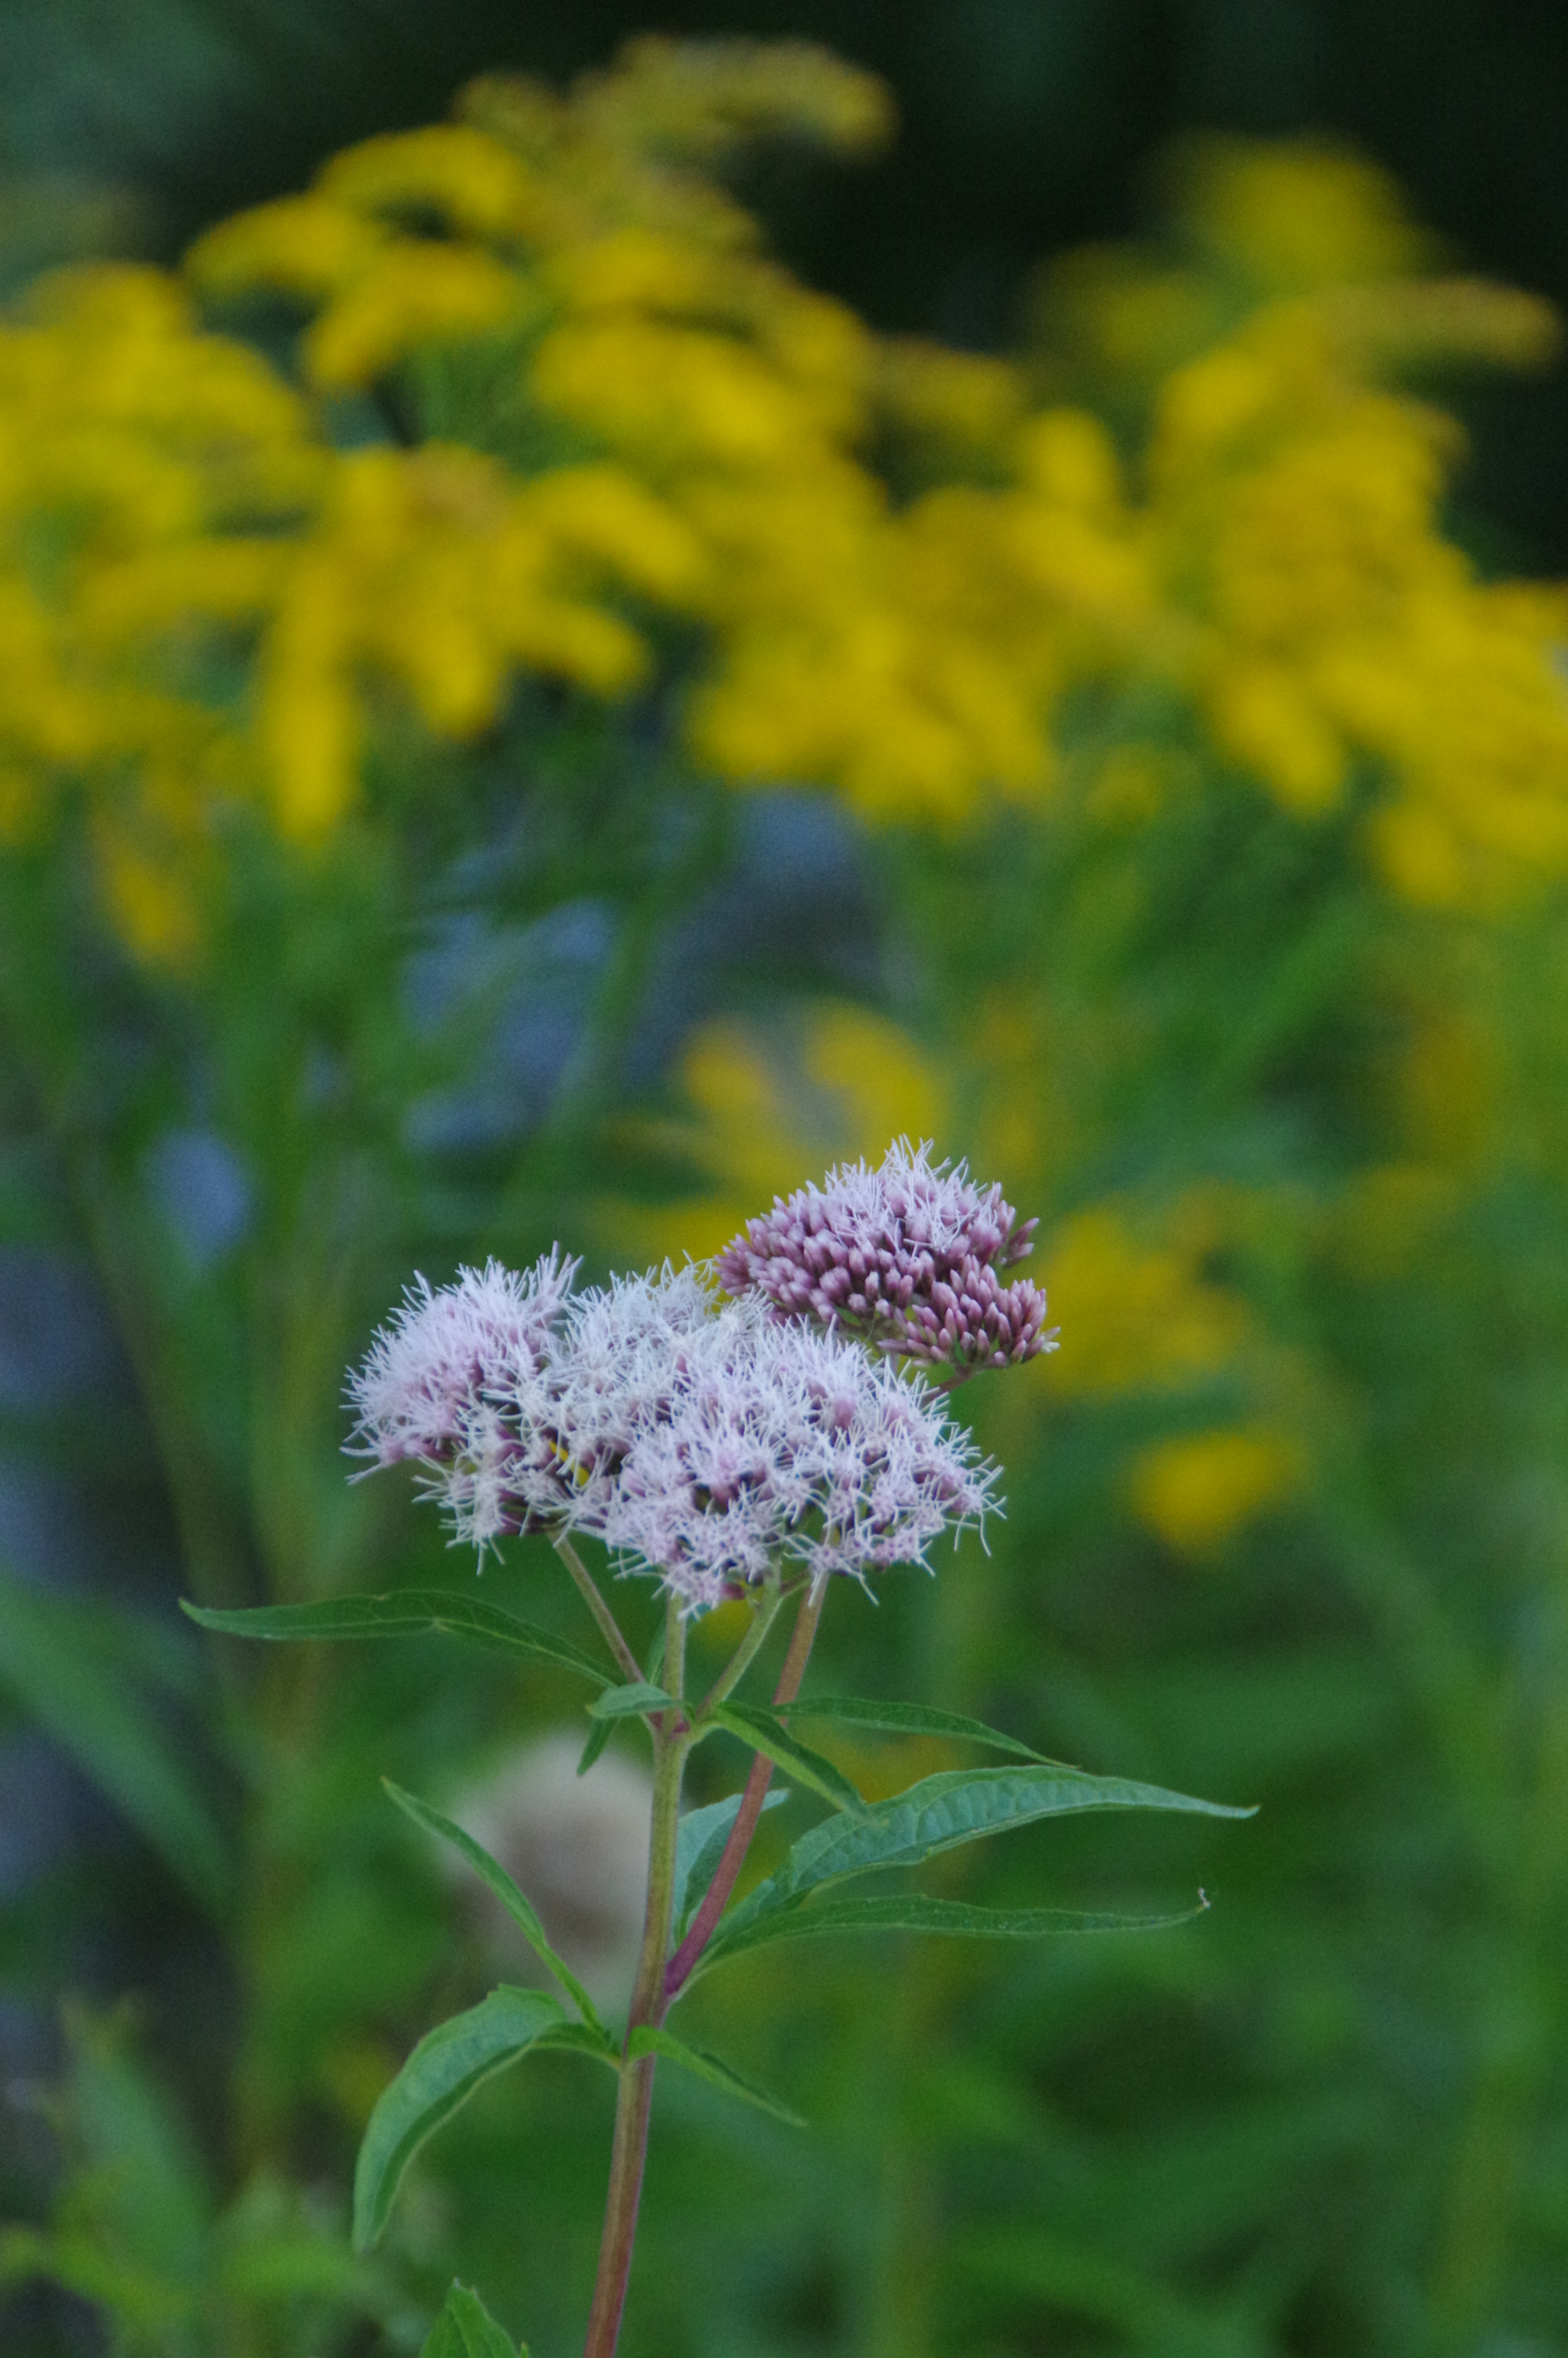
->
left=3, top=0, right=1567, bottom=563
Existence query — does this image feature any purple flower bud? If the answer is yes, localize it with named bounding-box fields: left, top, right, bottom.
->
left=717, top=1138, right=1057, bottom=1383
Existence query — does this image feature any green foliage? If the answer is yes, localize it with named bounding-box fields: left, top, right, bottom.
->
left=781, top=1693, right=1062, bottom=1763
left=706, top=1700, right=875, bottom=1820
left=697, top=1764, right=1246, bottom=1978
left=0, top=2008, right=397, bottom=2354
left=690, top=1893, right=1210, bottom=1971
left=0, top=1573, right=229, bottom=1912
left=353, top=1990, right=616, bottom=2252
left=671, top=1789, right=789, bottom=1934
left=380, top=1781, right=608, bottom=2037
left=624, top=2029, right=805, bottom=2129
left=421, top=2281, right=527, bottom=2358
left=182, top=1593, right=614, bottom=1684
left=584, top=1684, right=678, bottom=1721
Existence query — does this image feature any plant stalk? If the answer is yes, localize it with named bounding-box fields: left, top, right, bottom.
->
left=554, top=1532, right=646, bottom=1687
left=691, top=1578, right=792, bottom=1723
left=665, top=1578, right=827, bottom=1999
left=583, top=1596, right=688, bottom=2358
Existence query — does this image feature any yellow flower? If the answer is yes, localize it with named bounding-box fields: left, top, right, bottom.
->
left=1040, top=1203, right=1249, bottom=1399
left=615, top=1006, right=945, bottom=1268
left=302, top=243, right=527, bottom=392
left=1129, top=1425, right=1302, bottom=1557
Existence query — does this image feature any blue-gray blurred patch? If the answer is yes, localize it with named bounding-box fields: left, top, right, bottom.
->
left=144, top=1129, right=253, bottom=1271
left=0, top=1243, right=118, bottom=1409
left=403, top=896, right=619, bottom=1152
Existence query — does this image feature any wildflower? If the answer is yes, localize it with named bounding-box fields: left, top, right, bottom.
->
left=346, top=1250, right=577, bottom=1468
left=570, top=1291, right=995, bottom=1612
left=717, top=1137, right=1055, bottom=1377
left=348, top=1252, right=993, bottom=1604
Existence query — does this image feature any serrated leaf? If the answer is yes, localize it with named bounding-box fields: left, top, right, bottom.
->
left=0, top=1571, right=229, bottom=1912
left=586, top=1682, right=676, bottom=1721
left=420, top=2278, right=524, bottom=2357
left=781, top=1694, right=1059, bottom=1764
left=381, top=1780, right=610, bottom=2041
left=626, top=2027, right=805, bottom=2128
left=708, top=1701, right=875, bottom=1821
left=691, top=1891, right=1210, bottom=1974
left=707, top=1764, right=1252, bottom=1961
left=183, top=1592, right=611, bottom=1686
left=354, top=1988, right=610, bottom=2250
left=672, top=1789, right=790, bottom=1933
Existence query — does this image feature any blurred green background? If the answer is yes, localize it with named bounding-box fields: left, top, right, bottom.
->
left=4, top=5, right=1568, bottom=2356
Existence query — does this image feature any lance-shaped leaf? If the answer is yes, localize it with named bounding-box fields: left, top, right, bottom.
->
left=626, top=2027, right=805, bottom=2128
left=576, top=1718, right=616, bottom=1778
left=586, top=1682, right=677, bottom=1722
left=781, top=1694, right=1060, bottom=1765
left=421, top=2280, right=526, bottom=2358
left=671, top=1788, right=790, bottom=1933
left=707, top=1701, right=875, bottom=1821
left=690, top=1891, right=1210, bottom=1975
left=706, top=1764, right=1253, bottom=1962
left=381, top=1781, right=610, bottom=2040
left=183, top=1592, right=611, bottom=1686
left=354, top=1988, right=613, bottom=2250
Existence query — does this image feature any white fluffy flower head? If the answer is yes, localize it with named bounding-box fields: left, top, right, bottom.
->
left=565, top=1291, right=995, bottom=1613
left=348, top=1246, right=998, bottom=1606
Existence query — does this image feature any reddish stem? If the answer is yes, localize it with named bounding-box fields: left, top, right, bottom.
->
left=665, top=1580, right=826, bottom=1999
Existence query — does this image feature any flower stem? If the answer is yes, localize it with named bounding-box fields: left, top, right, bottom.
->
left=583, top=1595, right=688, bottom=2358
left=665, top=1578, right=828, bottom=2000
left=691, top=1577, right=792, bottom=1724
left=554, top=1531, right=645, bottom=1687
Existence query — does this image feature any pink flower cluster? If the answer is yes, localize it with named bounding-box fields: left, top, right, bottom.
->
left=347, top=1252, right=992, bottom=1612
left=716, top=1138, right=1055, bottom=1378
left=348, top=1251, right=577, bottom=1469
left=580, top=1293, right=992, bottom=1611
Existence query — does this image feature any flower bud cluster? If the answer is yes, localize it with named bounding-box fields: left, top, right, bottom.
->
left=717, top=1138, right=1056, bottom=1378
left=347, top=1250, right=992, bottom=1610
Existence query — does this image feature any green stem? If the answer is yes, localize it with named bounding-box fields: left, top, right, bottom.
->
left=691, top=1578, right=792, bottom=1724
left=554, top=1532, right=645, bottom=1687
left=665, top=1578, right=827, bottom=2000
left=583, top=1596, right=688, bottom=2358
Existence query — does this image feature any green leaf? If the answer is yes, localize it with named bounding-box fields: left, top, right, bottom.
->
left=354, top=1988, right=609, bottom=2250
left=707, top=1764, right=1252, bottom=1962
left=420, top=2278, right=525, bottom=2358
left=576, top=1717, right=616, bottom=1778
left=708, top=1701, right=876, bottom=1821
left=781, top=1694, right=1060, bottom=1765
left=692, top=1892, right=1210, bottom=1973
left=381, top=1780, right=611, bottom=2042
left=183, top=1592, right=611, bottom=1686
left=626, top=2027, right=805, bottom=2128
left=586, top=1682, right=676, bottom=1721
left=672, top=1789, right=790, bottom=1933
left=0, top=1572, right=229, bottom=1913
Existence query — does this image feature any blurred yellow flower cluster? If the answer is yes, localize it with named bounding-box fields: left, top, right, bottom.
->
left=168, top=51, right=1568, bottom=873
left=0, top=44, right=1563, bottom=959
left=0, top=267, right=317, bottom=954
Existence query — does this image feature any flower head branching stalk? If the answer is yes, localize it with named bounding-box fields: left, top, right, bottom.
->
left=336, top=1141, right=1067, bottom=2356
left=585, top=1591, right=688, bottom=2358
